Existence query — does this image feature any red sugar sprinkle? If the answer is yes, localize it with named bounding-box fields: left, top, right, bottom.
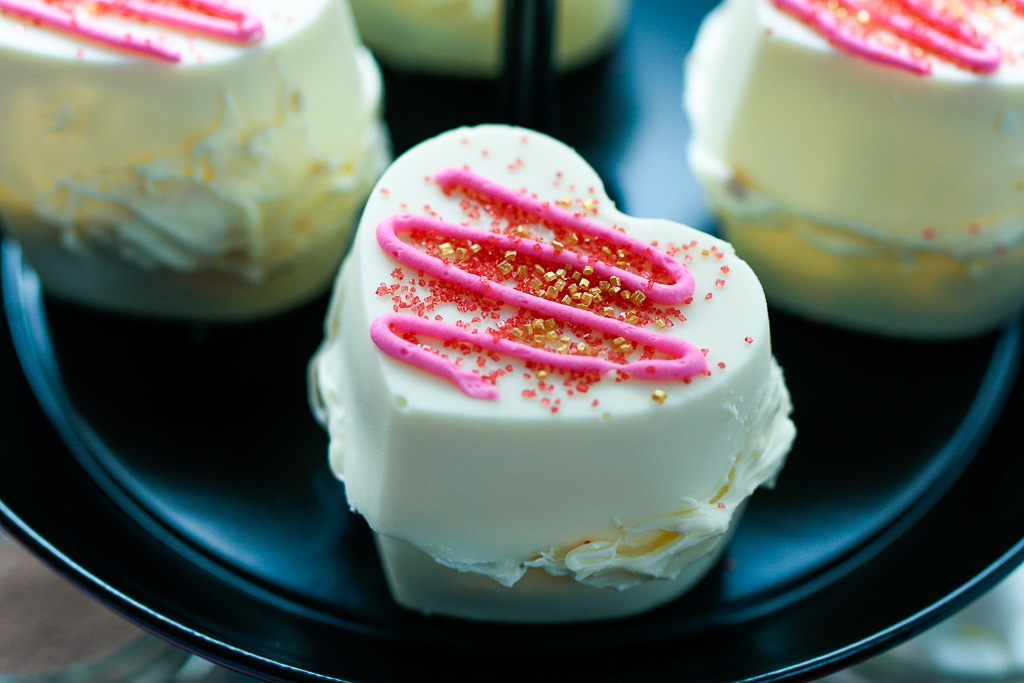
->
left=523, top=389, right=537, bottom=398
left=716, top=279, right=726, bottom=288
left=541, top=398, right=551, bottom=407
left=551, top=407, right=559, bottom=414
left=718, top=362, right=726, bottom=369
left=718, top=503, right=726, bottom=509
left=745, top=336, right=754, bottom=344
left=721, top=265, right=730, bottom=274
left=705, top=293, right=713, bottom=300
left=591, top=399, right=599, bottom=407
left=701, top=348, right=710, bottom=356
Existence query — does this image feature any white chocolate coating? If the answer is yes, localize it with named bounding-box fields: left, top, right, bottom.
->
left=685, top=0, right=1024, bottom=338
left=309, top=125, right=795, bottom=622
left=348, top=0, right=629, bottom=78
left=0, top=0, right=389, bottom=320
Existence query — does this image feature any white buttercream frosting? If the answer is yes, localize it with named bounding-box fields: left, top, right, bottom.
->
left=309, top=124, right=795, bottom=621
left=0, top=0, right=390, bottom=319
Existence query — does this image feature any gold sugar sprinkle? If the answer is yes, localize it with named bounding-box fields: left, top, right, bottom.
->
left=545, top=318, right=557, bottom=330
left=552, top=241, right=564, bottom=252
left=546, top=330, right=559, bottom=342
left=439, top=242, right=455, bottom=256
left=537, top=370, right=549, bottom=379
left=652, top=390, right=667, bottom=404
left=455, top=247, right=468, bottom=260
left=470, top=243, right=482, bottom=253
left=631, top=291, right=646, bottom=305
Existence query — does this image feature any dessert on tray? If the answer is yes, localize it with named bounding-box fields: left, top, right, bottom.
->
left=348, top=0, right=629, bottom=78
left=309, top=124, right=795, bottom=622
left=685, top=0, right=1024, bottom=338
left=0, top=0, right=389, bottom=320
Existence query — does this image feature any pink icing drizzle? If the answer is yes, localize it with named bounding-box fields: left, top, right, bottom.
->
left=771, top=0, right=1002, bottom=75
left=0, top=0, right=263, bottom=62
left=370, top=168, right=708, bottom=400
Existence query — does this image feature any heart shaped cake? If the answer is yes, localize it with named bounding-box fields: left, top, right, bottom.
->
left=0, top=0, right=389, bottom=320
left=686, top=0, right=1024, bottom=338
left=309, top=125, right=795, bottom=622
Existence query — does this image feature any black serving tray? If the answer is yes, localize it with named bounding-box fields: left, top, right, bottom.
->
left=3, top=2, right=1024, bottom=682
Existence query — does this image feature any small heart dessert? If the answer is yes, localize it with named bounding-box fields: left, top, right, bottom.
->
left=0, top=0, right=389, bottom=320
left=309, top=125, right=795, bottom=622
left=686, top=0, right=1024, bottom=338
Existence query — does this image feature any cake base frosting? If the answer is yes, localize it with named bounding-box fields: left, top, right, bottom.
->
left=309, top=124, right=795, bottom=622
left=685, top=0, right=1024, bottom=338
left=0, top=0, right=389, bottom=320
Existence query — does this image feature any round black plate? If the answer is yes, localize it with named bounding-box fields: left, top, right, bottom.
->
left=3, top=2, right=1024, bottom=682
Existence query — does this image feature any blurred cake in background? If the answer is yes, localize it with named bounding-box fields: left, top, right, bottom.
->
left=0, top=0, right=389, bottom=321
left=348, top=0, right=629, bottom=78
left=685, top=0, right=1024, bottom=338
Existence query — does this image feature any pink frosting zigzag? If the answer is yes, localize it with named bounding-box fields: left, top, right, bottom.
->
left=0, top=0, right=263, bottom=62
left=371, top=168, right=708, bottom=400
left=772, top=0, right=1001, bottom=75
